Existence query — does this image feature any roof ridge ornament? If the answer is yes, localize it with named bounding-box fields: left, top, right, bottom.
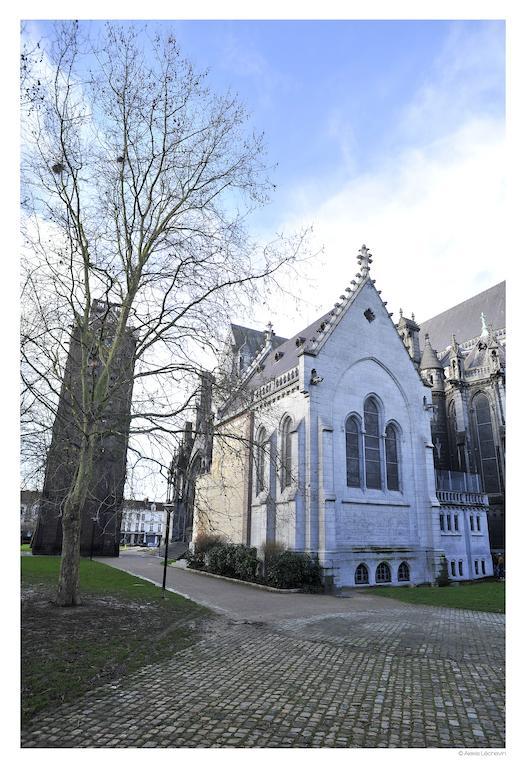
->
left=264, top=321, right=274, bottom=343
left=357, top=244, right=373, bottom=277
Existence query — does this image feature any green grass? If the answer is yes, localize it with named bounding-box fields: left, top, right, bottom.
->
left=21, top=556, right=209, bottom=723
left=21, top=543, right=31, bottom=551
left=368, top=579, right=504, bottom=613
left=22, top=555, right=191, bottom=600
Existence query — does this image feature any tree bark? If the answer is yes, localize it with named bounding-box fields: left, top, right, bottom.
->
left=57, top=499, right=82, bottom=606
left=56, top=435, right=95, bottom=606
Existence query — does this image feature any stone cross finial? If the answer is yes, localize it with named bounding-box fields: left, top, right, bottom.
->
left=356, top=244, right=373, bottom=275
left=480, top=312, right=489, bottom=338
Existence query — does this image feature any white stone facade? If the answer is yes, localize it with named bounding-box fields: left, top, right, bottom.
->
left=195, top=247, right=494, bottom=587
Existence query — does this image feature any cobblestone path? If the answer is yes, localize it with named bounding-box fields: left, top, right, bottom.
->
left=22, top=601, right=504, bottom=748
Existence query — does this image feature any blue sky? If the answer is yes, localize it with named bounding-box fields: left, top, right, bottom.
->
left=24, top=18, right=506, bottom=335
left=172, top=20, right=505, bottom=333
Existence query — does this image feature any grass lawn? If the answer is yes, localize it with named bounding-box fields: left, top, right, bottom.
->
left=21, top=543, right=31, bottom=551
left=21, top=556, right=210, bottom=724
left=368, top=579, right=504, bottom=613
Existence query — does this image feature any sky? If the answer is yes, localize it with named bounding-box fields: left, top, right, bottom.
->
left=23, top=18, right=506, bottom=340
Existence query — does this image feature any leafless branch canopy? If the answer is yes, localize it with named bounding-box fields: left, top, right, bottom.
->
left=21, top=21, right=310, bottom=494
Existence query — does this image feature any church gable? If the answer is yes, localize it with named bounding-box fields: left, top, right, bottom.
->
left=309, top=247, right=423, bottom=390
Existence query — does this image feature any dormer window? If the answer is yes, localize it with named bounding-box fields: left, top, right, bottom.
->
left=274, top=351, right=283, bottom=361
left=364, top=308, right=375, bottom=323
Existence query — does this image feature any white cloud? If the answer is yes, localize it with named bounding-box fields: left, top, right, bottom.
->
left=396, top=22, right=504, bottom=145
left=247, top=23, right=506, bottom=338
left=249, top=114, right=504, bottom=338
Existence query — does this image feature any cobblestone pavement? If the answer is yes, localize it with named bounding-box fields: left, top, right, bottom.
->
left=22, top=599, right=504, bottom=748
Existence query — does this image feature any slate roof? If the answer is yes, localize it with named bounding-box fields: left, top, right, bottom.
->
left=231, top=323, right=287, bottom=360
left=236, top=280, right=506, bottom=393
left=463, top=336, right=506, bottom=372
left=419, top=336, right=443, bottom=370
left=418, top=281, right=505, bottom=354
left=248, top=310, right=333, bottom=390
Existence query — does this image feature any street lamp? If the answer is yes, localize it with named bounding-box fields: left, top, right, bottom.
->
left=161, top=503, right=174, bottom=597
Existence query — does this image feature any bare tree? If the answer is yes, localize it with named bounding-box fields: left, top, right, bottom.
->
left=21, top=21, right=308, bottom=606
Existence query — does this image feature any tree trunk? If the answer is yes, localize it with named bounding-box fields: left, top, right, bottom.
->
left=57, top=499, right=82, bottom=606
left=56, top=436, right=95, bottom=606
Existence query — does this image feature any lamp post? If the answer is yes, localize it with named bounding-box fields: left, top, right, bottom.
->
left=161, top=503, right=173, bottom=597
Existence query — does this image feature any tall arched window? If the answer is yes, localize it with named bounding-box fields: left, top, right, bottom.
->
left=385, top=423, right=400, bottom=491
left=355, top=563, right=369, bottom=584
left=345, top=416, right=361, bottom=487
left=376, top=562, right=391, bottom=583
left=473, top=394, right=500, bottom=494
left=397, top=561, right=410, bottom=582
left=255, top=428, right=267, bottom=494
left=281, top=417, right=292, bottom=490
left=447, top=400, right=460, bottom=471
left=364, top=397, right=382, bottom=489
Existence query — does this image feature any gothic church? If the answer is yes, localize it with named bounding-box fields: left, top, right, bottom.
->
left=173, top=246, right=504, bottom=588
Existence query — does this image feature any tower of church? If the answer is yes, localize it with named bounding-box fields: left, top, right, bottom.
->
left=32, top=300, right=135, bottom=557
left=397, top=310, right=422, bottom=366
left=420, top=333, right=450, bottom=470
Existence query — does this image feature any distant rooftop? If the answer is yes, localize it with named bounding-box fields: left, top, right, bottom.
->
left=231, top=323, right=287, bottom=360
left=418, top=281, right=505, bottom=353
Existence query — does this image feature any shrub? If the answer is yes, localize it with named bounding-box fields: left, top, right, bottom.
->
left=232, top=545, right=259, bottom=581
left=262, top=539, right=286, bottom=562
left=185, top=549, right=204, bottom=570
left=187, top=532, right=224, bottom=569
left=194, top=532, right=224, bottom=555
left=265, top=550, right=323, bottom=590
left=207, top=543, right=258, bottom=581
left=261, top=540, right=285, bottom=575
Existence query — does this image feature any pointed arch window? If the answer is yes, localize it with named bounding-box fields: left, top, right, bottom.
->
left=473, top=394, right=500, bottom=494
left=255, top=428, right=267, bottom=494
left=376, top=562, right=391, bottom=583
left=355, top=563, right=369, bottom=584
left=364, top=397, right=381, bottom=489
left=281, top=417, right=293, bottom=490
left=447, top=400, right=461, bottom=471
left=397, top=561, right=410, bottom=582
left=385, top=423, right=400, bottom=491
left=345, top=416, right=361, bottom=487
